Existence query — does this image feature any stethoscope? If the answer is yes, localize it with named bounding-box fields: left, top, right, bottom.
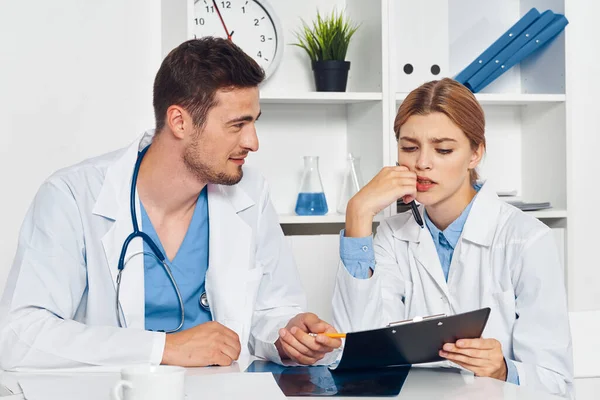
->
left=115, top=145, right=209, bottom=333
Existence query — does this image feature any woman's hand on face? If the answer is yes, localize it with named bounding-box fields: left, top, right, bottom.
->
left=345, top=166, right=416, bottom=238
left=349, top=165, right=417, bottom=217
left=439, top=338, right=508, bottom=381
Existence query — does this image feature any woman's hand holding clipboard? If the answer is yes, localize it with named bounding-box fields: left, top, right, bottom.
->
left=329, top=308, right=492, bottom=371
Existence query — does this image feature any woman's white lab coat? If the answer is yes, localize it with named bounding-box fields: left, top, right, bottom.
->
left=332, top=182, right=573, bottom=396
left=0, top=131, right=306, bottom=370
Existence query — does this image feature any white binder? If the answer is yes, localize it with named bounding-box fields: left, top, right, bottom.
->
left=394, top=0, right=450, bottom=93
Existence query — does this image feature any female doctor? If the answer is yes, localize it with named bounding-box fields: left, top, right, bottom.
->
left=331, top=78, right=573, bottom=396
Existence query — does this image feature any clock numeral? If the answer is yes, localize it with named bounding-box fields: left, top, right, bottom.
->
left=257, top=51, right=262, bottom=58
left=221, top=1, right=231, bottom=8
left=206, top=6, right=215, bottom=13
left=260, top=35, right=265, bottom=42
left=241, top=6, right=245, bottom=13
left=195, top=18, right=206, bottom=26
left=254, top=18, right=259, bottom=26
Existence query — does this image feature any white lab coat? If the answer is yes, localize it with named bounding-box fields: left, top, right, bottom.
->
left=332, top=182, right=573, bottom=397
left=0, top=131, right=306, bottom=370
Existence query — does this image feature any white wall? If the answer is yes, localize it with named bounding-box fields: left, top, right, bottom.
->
left=565, top=0, right=600, bottom=312
left=0, top=0, right=162, bottom=289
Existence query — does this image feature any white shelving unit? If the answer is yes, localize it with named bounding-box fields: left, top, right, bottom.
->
left=162, top=0, right=570, bottom=264
left=526, top=209, right=568, bottom=219
left=396, top=92, right=566, bottom=106
left=260, top=92, right=382, bottom=104
left=278, top=208, right=567, bottom=224
left=278, top=213, right=385, bottom=225
left=242, top=0, right=385, bottom=222
left=386, top=0, right=569, bottom=269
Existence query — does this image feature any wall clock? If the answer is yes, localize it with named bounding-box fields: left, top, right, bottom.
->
left=191, top=0, right=284, bottom=79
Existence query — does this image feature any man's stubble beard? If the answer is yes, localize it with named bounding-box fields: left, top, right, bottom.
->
left=182, top=134, right=243, bottom=186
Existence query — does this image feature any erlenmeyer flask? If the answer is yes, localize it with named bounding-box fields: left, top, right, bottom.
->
left=295, top=156, right=328, bottom=215
left=337, top=153, right=364, bottom=214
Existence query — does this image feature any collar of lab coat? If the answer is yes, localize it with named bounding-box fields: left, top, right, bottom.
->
left=92, top=130, right=255, bottom=219
left=392, top=180, right=502, bottom=247
left=91, top=130, right=255, bottom=328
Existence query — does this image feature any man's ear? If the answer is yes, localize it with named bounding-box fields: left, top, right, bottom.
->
left=165, top=105, right=189, bottom=139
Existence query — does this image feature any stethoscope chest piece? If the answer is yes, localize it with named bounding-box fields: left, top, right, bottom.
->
left=200, top=292, right=210, bottom=311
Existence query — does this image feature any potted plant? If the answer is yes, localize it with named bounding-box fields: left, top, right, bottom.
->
left=292, top=9, right=359, bottom=92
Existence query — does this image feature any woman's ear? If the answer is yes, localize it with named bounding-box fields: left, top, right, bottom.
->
left=469, top=143, right=484, bottom=169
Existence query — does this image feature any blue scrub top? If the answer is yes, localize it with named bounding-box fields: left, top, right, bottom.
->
left=140, top=187, right=212, bottom=332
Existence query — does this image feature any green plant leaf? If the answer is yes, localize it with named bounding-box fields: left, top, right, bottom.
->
left=289, top=8, right=360, bottom=62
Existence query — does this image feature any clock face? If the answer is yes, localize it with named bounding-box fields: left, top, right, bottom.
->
left=192, top=0, right=282, bottom=79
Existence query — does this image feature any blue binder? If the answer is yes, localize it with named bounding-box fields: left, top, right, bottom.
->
left=465, top=10, right=556, bottom=91
left=472, top=14, right=569, bottom=93
left=454, top=8, right=541, bottom=84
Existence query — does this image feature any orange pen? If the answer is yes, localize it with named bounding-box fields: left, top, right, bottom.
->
left=309, top=332, right=347, bottom=339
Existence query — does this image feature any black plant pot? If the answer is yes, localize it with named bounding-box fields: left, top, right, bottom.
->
left=312, top=60, right=351, bottom=92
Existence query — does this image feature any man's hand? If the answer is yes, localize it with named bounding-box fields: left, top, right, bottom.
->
left=275, top=313, right=342, bottom=365
left=439, top=338, right=508, bottom=381
left=161, top=321, right=241, bottom=367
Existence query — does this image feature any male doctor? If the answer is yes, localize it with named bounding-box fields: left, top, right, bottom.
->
left=0, top=37, right=341, bottom=370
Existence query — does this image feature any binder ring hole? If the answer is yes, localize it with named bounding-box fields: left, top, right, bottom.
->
left=403, top=63, right=414, bottom=75
left=437, top=322, right=443, bottom=326
left=431, top=64, right=441, bottom=75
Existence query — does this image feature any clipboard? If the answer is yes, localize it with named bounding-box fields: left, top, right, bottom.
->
left=330, top=307, right=491, bottom=371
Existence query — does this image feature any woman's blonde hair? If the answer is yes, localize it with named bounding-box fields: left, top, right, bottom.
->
left=394, top=78, right=486, bottom=184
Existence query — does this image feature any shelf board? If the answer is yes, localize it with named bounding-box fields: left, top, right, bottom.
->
left=261, top=92, right=383, bottom=104
left=395, top=92, right=566, bottom=106
left=279, top=213, right=384, bottom=224
left=524, top=209, right=568, bottom=219
left=279, top=209, right=566, bottom=224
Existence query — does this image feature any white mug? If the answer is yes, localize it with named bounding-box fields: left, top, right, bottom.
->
left=112, top=365, right=185, bottom=400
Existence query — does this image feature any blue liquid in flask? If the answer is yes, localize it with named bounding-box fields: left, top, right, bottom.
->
left=295, top=193, right=328, bottom=215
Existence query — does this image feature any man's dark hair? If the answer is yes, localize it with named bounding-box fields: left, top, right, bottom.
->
left=153, top=37, right=265, bottom=133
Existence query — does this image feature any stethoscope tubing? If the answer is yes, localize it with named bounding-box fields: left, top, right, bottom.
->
left=115, top=145, right=209, bottom=333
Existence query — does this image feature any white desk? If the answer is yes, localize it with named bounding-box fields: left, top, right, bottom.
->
left=0, top=357, right=564, bottom=400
